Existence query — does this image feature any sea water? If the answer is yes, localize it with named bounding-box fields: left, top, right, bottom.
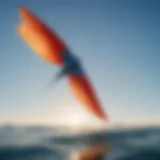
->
left=0, top=126, right=160, bottom=160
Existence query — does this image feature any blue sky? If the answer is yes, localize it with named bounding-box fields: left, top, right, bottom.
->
left=0, top=0, right=159, bottom=126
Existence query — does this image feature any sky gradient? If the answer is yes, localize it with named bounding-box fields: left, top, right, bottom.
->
left=0, top=0, right=160, bottom=127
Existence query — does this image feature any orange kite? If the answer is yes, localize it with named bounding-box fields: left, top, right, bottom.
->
left=17, top=7, right=107, bottom=121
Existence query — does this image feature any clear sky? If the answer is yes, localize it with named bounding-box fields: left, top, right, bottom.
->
left=0, top=0, right=160, bottom=127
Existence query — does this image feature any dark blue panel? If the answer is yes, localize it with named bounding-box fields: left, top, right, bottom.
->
left=61, top=50, right=84, bottom=76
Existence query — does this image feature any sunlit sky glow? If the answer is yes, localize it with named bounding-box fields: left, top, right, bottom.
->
left=0, top=0, right=160, bottom=127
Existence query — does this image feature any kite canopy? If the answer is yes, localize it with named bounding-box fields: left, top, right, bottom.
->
left=17, top=7, right=67, bottom=65
left=16, top=6, right=107, bottom=121
left=68, top=75, right=107, bottom=120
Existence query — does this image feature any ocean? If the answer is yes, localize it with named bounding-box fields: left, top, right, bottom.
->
left=0, top=126, right=160, bottom=160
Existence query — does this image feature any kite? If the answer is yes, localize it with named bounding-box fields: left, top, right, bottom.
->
left=17, top=7, right=107, bottom=121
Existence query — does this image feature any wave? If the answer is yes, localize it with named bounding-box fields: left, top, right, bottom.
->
left=0, top=126, right=159, bottom=160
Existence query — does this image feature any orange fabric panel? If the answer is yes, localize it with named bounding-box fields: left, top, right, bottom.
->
left=68, top=75, right=107, bottom=120
left=17, top=7, right=67, bottom=65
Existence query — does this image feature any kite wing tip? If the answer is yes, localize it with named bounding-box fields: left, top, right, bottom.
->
left=103, top=115, right=108, bottom=122
left=17, top=5, right=29, bottom=16
left=17, top=5, right=24, bottom=11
